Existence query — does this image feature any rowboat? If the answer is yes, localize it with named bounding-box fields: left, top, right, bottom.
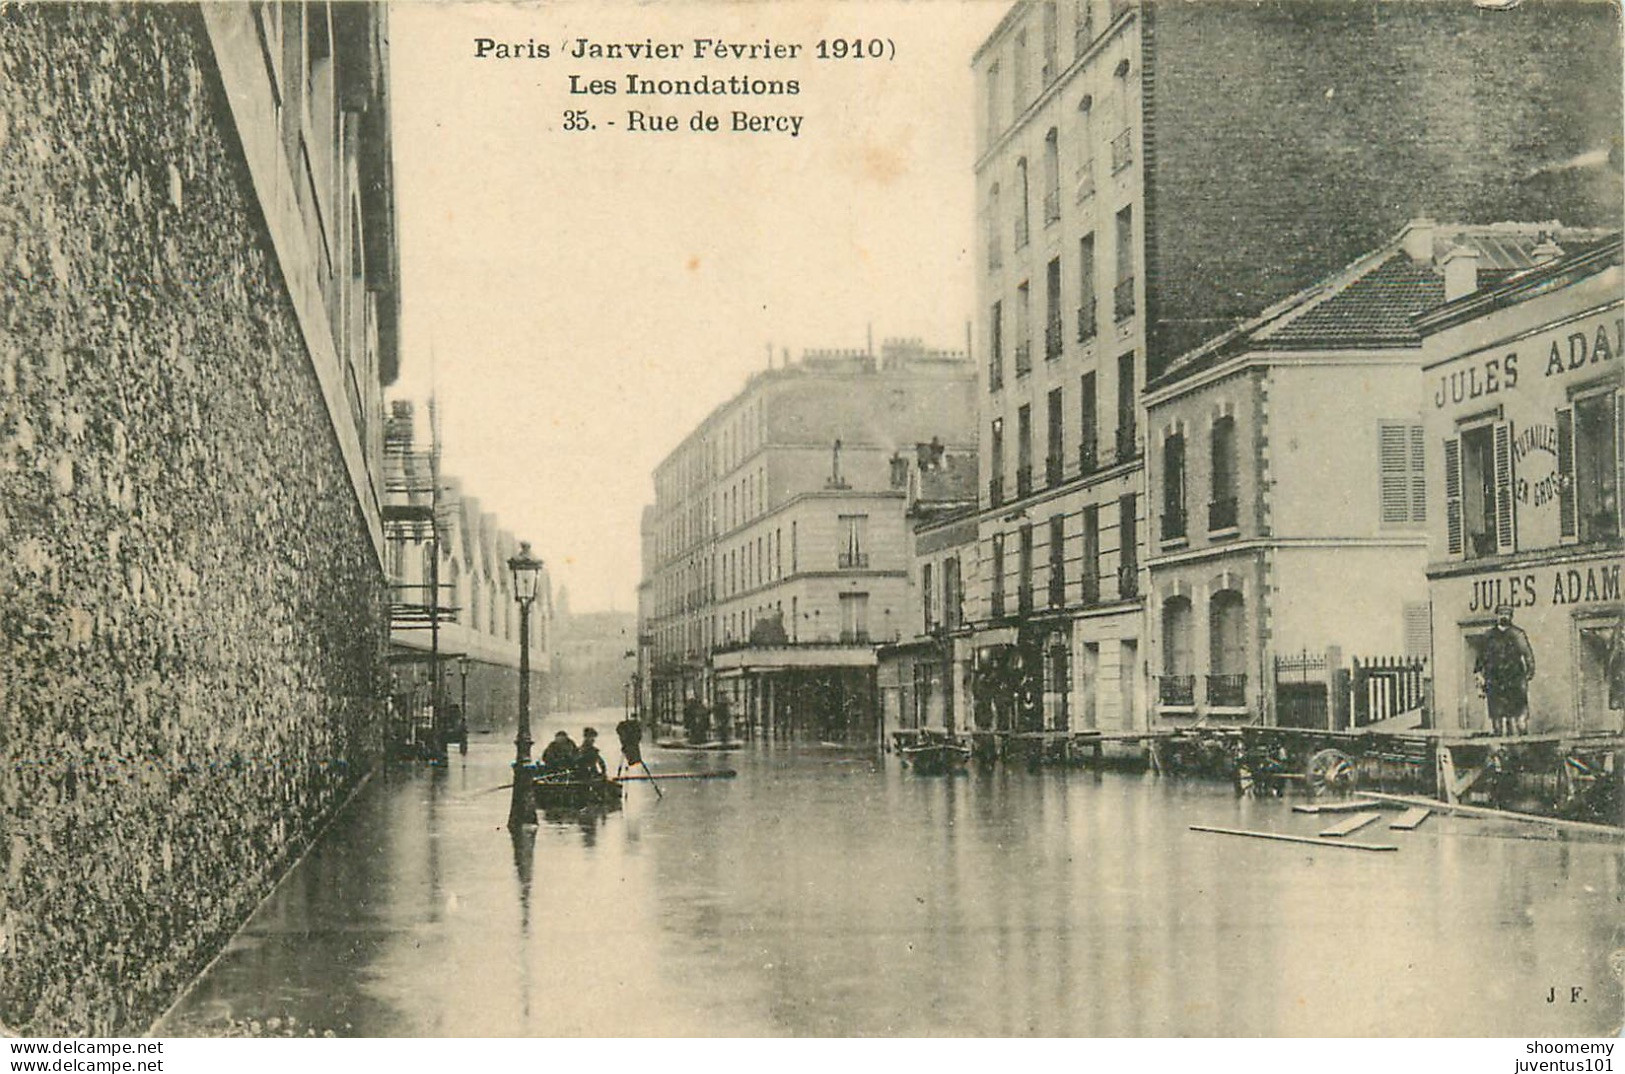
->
left=526, top=768, right=624, bottom=809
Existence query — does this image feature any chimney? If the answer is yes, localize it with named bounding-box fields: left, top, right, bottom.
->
left=1532, top=232, right=1565, bottom=265
left=1442, top=245, right=1480, bottom=302
left=1402, top=217, right=1437, bottom=263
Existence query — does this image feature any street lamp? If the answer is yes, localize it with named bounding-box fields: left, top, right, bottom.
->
left=507, top=541, right=544, bottom=830
left=456, top=654, right=471, bottom=755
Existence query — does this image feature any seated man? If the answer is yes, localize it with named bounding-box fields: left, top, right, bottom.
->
left=575, top=727, right=607, bottom=780
left=539, top=730, right=578, bottom=774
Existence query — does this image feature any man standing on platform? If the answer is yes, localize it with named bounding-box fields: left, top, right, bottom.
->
left=1475, top=604, right=1536, bottom=736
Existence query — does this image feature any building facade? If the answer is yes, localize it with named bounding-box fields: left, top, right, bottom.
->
left=641, top=340, right=977, bottom=741
left=1143, top=221, right=1601, bottom=729
left=1, top=3, right=398, bottom=1035
left=970, top=0, right=1621, bottom=739
left=1418, top=235, right=1623, bottom=735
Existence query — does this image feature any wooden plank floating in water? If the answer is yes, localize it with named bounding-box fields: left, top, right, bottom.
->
left=1320, top=812, right=1383, bottom=837
left=1357, top=791, right=1625, bottom=838
left=1292, top=799, right=1383, bottom=815
left=1389, top=807, right=1431, bottom=830
left=615, top=770, right=737, bottom=782
left=1189, top=825, right=1398, bottom=852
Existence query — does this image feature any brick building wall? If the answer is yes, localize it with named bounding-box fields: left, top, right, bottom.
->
left=1142, top=0, right=1623, bottom=372
left=0, top=6, right=388, bottom=1035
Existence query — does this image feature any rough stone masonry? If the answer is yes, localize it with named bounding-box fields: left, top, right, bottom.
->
left=0, top=5, right=389, bottom=1035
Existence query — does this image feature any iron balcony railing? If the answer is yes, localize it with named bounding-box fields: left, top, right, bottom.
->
left=1161, top=508, right=1187, bottom=542
left=1043, top=189, right=1061, bottom=225
left=1207, top=673, right=1248, bottom=708
left=1014, top=340, right=1032, bottom=376
left=1111, top=128, right=1135, bottom=173
left=838, top=552, right=870, bottom=569
left=1114, top=276, right=1136, bottom=321
left=1209, top=495, right=1239, bottom=531
left=1118, top=562, right=1139, bottom=599
left=1158, top=674, right=1196, bottom=707
left=1077, top=300, right=1097, bottom=343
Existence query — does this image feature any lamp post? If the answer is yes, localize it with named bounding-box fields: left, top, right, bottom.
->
left=507, top=541, right=544, bottom=830
left=456, top=653, right=470, bottom=755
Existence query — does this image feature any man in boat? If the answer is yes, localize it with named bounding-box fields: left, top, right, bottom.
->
left=1475, top=604, right=1536, bottom=736
left=575, top=727, right=608, bottom=780
left=540, top=730, right=579, bottom=773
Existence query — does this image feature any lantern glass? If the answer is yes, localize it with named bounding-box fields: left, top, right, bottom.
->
left=508, top=541, right=543, bottom=605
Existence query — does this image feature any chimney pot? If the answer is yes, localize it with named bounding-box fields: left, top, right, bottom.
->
left=1403, top=217, right=1437, bottom=263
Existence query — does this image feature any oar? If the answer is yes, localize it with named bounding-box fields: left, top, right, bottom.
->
left=614, top=769, right=737, bottom=782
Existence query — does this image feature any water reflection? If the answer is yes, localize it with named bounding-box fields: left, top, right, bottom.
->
left=162, top=708, right=1623, bottom=1037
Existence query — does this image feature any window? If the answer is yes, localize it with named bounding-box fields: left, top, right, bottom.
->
left=1074, top=0, right=1094, bottom=58
left=1378, top=419, right=1426, bottom=527
left=1043, top=129, right=1061, bottom=225
left=1211, top=415, right=1240, bottom=531
left=1041, top=2, right=1059, bottom=82
left=1047, top=388, right=1065, bottom=486
left=991, top=533, right=1007, bottom=618
left=1116, top=351, right=1137, bottom=461
left=1012, top=30, right=1029, bottom=111
left=922, top=562, right=936, bottom=633
left=1049, top=514, right=1066, bottom=606
left=987, top=185, right=1003, bottom=274
left=1114, top=206, right=1135, bottom=321
left=985, top=62, right=1002, bottom=143
left=1081, top=505, right=1101, bottom=603
left=1161, top=596, right=1194, bottom=706
left=1209, top=590, right=1247, bottom=706
left=1162, top=431, right=1186, bottom=542
left=1118, top=493, right=1138, bottom=597
left=1017, top=404, right=1033, bottom=498
left=1018, top=523, right=1035, bottom=613
left=1015, top=283, right=1032, bottom=375
left=1445, top=422, right=1512, bottom=558
left=838, top=514, right=869, bottom=568
left=1078, top=233, right=1097, bottom=342
left=944, top=556, right=963, bottom=630
left=1015, top=157, right=1031, bottom=250
left=989, top=300, right=1004, bottom=390
left=990, top=417, right=1005, bottom=507
left=1045, top=257, right=1063, bottom=360
left=1559, top=389, right=1622, bottom=543
left=1080, top=371, right=1098, bottom=473
left=791, top=520, right=797, bottom=572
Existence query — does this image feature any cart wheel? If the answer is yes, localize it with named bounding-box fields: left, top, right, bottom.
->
left=1233, top=761, right=1255, bottom=796
left=1305, top=748, right=1356, bottom=797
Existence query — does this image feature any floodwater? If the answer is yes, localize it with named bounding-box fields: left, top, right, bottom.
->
left=160, top=707, right=1624, bottom=1037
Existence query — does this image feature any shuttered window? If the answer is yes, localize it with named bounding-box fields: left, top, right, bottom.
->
left=1493, top=421, right=1516, bottom=554
left=1379, top=420, right=1426, bottom=526
left=1449, top=421, right=1514, bottom=559
left=1444, top=436, right=1463, bottom=554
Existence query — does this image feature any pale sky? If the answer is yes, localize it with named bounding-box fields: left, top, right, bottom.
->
left=389, top=1, right=1007, bottom=612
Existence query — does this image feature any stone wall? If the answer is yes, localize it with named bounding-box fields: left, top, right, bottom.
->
left=0, top=6, right=388, bottom=1035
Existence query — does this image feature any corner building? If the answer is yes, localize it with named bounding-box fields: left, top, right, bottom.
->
left=970, top=0, right=1621, bottom=736
left=641, top=341, right=977, bottom=741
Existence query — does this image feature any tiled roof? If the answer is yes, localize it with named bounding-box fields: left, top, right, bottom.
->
left=1258, top=254, right=1443, bottom=347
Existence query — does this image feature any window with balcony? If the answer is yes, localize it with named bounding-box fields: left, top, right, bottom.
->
left=1081, top=505, right=1100, bottom=603
left=838, top=514, right=869, bottom=568
left=991, top=533, right=1006, bottom=618
left=1012, top=30, right=1029, bottom=113
left=1073, top=0, right=1094, bottom=58
left=989, top=300, right=1004, bottom=391
left=1045, top=257, right=1063, bottom=361
left=1018, top=523, right=1035, bottom=613
left=1115, top=351, right=1138, bottom=462
left=1161, top=431, right=1186, bottom=542
left=989, top=417, right=1005, bottom=508
left=1160, top=596, right=1194, bottom=707
left=1118, top=493, right=1138, bottom=598
left=1047, top=388, right=1065, bottom=487
left=1079, top=371, right=1098, bottom=474
left=1048, top=514, right=1066, bottom=607
left=1041, top=2, right=1059, bottom=83
left=839, top=591, right=870, bottom=644
left=1114, top=206, right=1135, bottom=321
left=1043, top=129, right=1061, bottom=226
left=1208, top=590, right=1247, bottom=708
left=1015, top=157, right=1031, bottom=250
left=1077, top=233, right=1097, bottom=343
left=1211, top=415, right=1240, bottom=532
left=1017, top=404, right=1033, bottom=499
left=1015, top=282, right=1032, bottom=375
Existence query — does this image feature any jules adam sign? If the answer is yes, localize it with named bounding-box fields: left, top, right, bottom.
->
left=1432, top=310, right=1621, bottom=410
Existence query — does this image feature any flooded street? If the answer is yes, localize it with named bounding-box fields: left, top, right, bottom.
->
left=161, top=708, right=1623, bottom=1038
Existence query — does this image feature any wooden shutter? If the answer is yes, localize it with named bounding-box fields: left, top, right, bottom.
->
left=1379, top=421, right=1408, bottom=525
left=1409, top=424, right=1427, bottom=523
left=1556, top=406, right=1576, bottom=539
left=1444, top=436, right=1463, bottom=555
left=1493, top=421, right=1516, bottom=553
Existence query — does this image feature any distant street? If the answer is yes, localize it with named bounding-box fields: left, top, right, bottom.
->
left=158, top=707, right=1621, bottom=1037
